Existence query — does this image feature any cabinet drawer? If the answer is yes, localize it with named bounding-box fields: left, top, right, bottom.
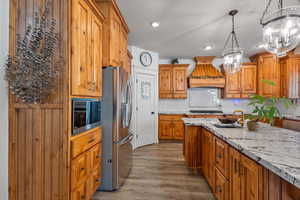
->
left=71, top=153, right=89, bottom=190
left=215, top=138, right=229, bottom=178
left=72, top=128, right=102, bottom=158
left=215, top=168, right=229, bottom=200
left=159, top=114, right=184, bottom=121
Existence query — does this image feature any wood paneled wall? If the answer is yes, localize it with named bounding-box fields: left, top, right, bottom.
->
left=9, top=0, right=69, bottom=200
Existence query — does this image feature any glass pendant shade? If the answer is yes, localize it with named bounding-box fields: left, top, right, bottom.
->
left=222, top=10, right=243, bottom=74
left=223, top=48, right=243, bottom=74
left=261, top=6, right=300, bottom=57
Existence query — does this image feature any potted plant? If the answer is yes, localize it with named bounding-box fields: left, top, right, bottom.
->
left=245, top=80, right=292, bottom=131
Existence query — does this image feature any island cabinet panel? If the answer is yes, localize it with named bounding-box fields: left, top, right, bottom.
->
left=215, top=168, right=229, bottom=200
left=159, top=64, right=188, bottom=99
left=159, top=115, right=185, bottom=140
left=229, top=148, right=241, bottom=200
left=215, top=138, right=229, bottom=178
left=240, top=154, right=263, bottom=200
left=184, top=126, right=202, bottom=168
left=71, top=0, right=104, bottom=97
left=202, top=129, right=216, bottom=191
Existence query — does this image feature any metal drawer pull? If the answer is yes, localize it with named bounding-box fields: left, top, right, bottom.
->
left=216, top=185, right=222, bottom=193
left=81, top=195, right=85, bottom=199
left=80, top=167, right=85, bottom=171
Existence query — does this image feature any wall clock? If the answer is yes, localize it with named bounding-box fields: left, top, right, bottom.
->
left=140, top=52, right=152, bottom=67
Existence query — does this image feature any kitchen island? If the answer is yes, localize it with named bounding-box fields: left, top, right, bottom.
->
left=183, top=118, right=300, bottom=200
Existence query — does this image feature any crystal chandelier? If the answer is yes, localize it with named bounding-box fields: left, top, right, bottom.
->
left=261, top=0, right=300, bottom=57
left=222, top=10, right=243, bottom=74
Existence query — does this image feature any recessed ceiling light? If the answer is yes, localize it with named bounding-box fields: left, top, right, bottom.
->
left=256, top=43, right=266, bottom=48
left=151, top=22, right=160, bottom=28
left=203, top=45, right=213, bottom=51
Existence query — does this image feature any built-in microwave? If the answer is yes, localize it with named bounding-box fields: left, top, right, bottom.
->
left=72, top=98, right=101, bottom=136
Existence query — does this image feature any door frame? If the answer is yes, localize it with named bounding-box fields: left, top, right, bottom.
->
left=131, top=65, right=159, bottom=150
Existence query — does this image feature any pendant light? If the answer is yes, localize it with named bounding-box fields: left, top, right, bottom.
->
left=260, top=0, right=300, bottom=57
left=222, top=10, right=243, bottom=74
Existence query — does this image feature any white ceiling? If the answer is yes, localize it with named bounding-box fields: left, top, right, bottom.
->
left=116, top=0, right=300, bottom=59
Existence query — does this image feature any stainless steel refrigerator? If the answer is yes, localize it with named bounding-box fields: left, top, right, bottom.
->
left=99, top=66, right=133, bottom=191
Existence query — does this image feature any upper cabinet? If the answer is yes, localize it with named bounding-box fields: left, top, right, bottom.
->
left=159, top=64, right=188, bottom=99
left=95, top=0, right=129, bottom=68
left=71, top=0, right=104, bottom=97
left=251, top=53, right=281, bottom=97
left=223, top=63, right=257, bottom=98
left=280, top=54, right=300, bottom=99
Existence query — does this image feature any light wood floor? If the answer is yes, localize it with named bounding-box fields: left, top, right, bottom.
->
left=94, top=143, right=215, bottom=200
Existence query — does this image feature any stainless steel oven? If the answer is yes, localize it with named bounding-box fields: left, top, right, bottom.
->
left=72, top=98, right=101, bottom=136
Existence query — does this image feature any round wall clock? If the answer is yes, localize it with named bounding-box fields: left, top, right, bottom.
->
left=140, top=52, right=152, bottom=67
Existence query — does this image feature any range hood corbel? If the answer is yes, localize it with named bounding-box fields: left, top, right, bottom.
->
left=188, top=56, right=225, bottom=88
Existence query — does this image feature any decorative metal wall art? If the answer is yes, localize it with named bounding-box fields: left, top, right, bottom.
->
left=4, top=0, right=62, bottom=104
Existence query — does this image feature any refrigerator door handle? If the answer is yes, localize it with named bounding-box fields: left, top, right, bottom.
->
left=115, top=133, right=134, bottom=145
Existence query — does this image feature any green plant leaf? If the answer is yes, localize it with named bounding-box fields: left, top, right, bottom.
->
left=262, top=79, right=276, bottom=86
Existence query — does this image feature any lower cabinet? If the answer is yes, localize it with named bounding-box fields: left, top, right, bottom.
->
left=215, top=168, right=229, bottom=200
left=159, top=115, right=185, bottom=140
left=186, top=127, right=300, bottom=200
left=71, top=128, right=102, bottom=200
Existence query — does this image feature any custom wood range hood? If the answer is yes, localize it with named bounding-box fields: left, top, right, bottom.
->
left=189, top=56, right=225, bottom=88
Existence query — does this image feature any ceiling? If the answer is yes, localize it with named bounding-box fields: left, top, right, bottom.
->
left=116, top=0, right=300, bottom=59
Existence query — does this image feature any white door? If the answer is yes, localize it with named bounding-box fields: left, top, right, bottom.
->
left=135, top=73, right=156, bottom=148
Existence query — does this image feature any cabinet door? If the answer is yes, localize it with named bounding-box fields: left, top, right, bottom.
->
left=215, top=169, right=229, bottom=200
left=90, top=143, right=101, bottom=171
left=207, top=131, right=215, bottom=190
left=241, top=64, right=257, bottom=98
left=281, top=57, right=300, bottom=98
left=225, top=71, right=241, bottom=98
left=71, top=0, right=92, bottom=96
left=71, top=152, right=89, bottom=190
left=110, top=11, right=121, bottom=66
left=71, top=182, right=88, bottom=200
left=159, top=120, right=173, bottom=139
left=173, top=66, right=187, bottom=98
left=240, top=155, right=262, bottom=200
left=215, top=138, right=229, bottom=178
left=258, top=54, right=280, bottom=97
left=120, top=27, right=128, bottom=71
left=90, top=12, right=103, bottom=97
left=159, top=66, right=173, bottom=98
left=229, top=148, right=241, bottom=200
left=173, top=121, right=184, bottom=140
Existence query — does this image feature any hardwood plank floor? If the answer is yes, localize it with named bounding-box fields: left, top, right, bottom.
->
left=94, top=143, right=215, bottom=200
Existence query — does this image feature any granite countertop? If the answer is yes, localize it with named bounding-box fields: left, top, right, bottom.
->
left=159, top=111, right=238, bottom=115
left=182, top=118, right=300, bottom=189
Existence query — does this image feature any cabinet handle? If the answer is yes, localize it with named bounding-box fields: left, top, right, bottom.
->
left=88, top=139, right=95, bottom=144
left=80, top=167, right=85, bottom=171
left=239, top=162, right=243, bottom=176
left=217, top=153, right=222, bottom=159
left=234, top=159, right=237, bottom=173
left=81, top=195, right=85, bottom=200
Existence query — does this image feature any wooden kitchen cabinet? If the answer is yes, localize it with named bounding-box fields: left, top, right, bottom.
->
left=71, top=182, right=88, bottom=200
left=159, top=64, right=188, bottom=99
left=224, top=63, right=257, bottom=98
left=159, top=115, right=184, bottom=140
left=96, top=0, right=129, bottom=67
left=202, top=129, right=215, bottom=191
left=215, top=168, right=229, bottom=200
left=71, top=0, right=104, bottom=97
left=280, top=54, right=300, bottom=98
left=251, top=53, right=281, bottom=97
left=215, top=138, right=229, bottom=179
